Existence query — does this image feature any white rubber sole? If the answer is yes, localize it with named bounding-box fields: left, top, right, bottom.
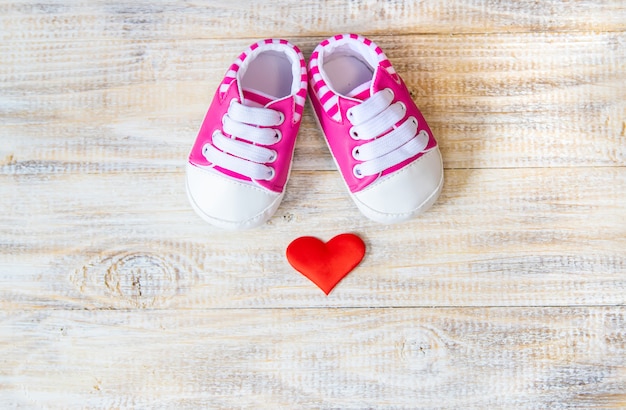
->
left=351, top=164, right=444, bottom=224
left=185, top=171, right=284, bottom=231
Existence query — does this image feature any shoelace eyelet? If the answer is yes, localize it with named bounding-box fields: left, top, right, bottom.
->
left=267, top=149, right=278, bottom=163
left=385, top=88, right=394, bottom=98
left=351, top=146, right=361, bottom=160
left=273, top=129, right=282, bottom=143
left=266, top=166, right=276, bottom=180
left=349, top=127, right=360, bottom=140
left=353, top=166, right=364, bottom=179
left=398, top=101, right=407, bottom=114
left=202, top=143, right=210, bottom=155
left=276, top=111, right=285, bottom=125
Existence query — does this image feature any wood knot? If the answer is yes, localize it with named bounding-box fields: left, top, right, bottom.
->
left=70, top=245, right=200, bottom=308
left=104, top=253, right=173, bottom=301
left=397, top=326, right=449, bottom=375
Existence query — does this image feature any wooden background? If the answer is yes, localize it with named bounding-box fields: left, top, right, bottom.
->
left=1, top=0, right=625, bottom=408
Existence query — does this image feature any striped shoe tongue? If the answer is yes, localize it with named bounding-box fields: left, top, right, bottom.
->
left=346, top=80, right=372, bottom=101
left=241, top=87, right=275, bottom=107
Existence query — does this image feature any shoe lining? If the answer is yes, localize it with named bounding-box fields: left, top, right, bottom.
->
left=321, top=44, right=375, bottom=96
left=241, top=51, right=294, bottom=100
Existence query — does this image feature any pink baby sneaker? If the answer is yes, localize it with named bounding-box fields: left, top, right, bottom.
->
left=308, top=34, right=443, bottom=224
left=186, top=39, right=307, bottom=230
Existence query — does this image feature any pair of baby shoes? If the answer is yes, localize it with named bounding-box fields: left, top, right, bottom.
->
left=186, top=35, right=444, bottom=230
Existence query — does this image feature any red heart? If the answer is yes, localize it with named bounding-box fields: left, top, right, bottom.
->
left=286, top=233, right=366, bottom=295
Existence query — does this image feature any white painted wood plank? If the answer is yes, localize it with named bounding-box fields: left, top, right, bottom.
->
left=1, top=0, right=625, bottom=42
left=1, top=308, right=625, bottom=408
left=2, top=33, right=624, bottom=172
left=1, top=167, right=624, bottom=309
left=2, top=0, right=625, bottom=407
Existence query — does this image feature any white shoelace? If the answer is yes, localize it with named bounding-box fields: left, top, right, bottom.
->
left=347, top=88, right=429, bottom=178
left=202, top=100, right=284, bottom=180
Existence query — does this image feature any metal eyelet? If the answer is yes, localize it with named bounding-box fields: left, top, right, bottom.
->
left=276, top=111, right=285, bottom=125
left=267, top=149, right=278, bottom=163
left=351, top=146, right=361, bottom=160
left=202, top=143, right=210, bottom=155
left=346, top=108, right=355, bottom=123
left=349, top=127, right=360, bottom=140
left=266, top=166, right=276, bottom=180
left=398, top=101, right=407, bottom=113
left=410, top=116, right=418, bottom=126
left=353, top=166, right=364, bottom=179
left=273, top=129, right=282, bottom=143
left=385, top=88, right=394, bottom=99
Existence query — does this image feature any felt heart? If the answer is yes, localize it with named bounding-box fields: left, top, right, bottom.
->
left=286, top=233, right=366, bottom=295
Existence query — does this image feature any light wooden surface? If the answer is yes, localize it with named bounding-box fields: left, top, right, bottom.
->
left=1, top=1, right=625, bottom=408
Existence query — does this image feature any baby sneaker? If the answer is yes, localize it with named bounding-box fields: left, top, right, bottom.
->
left=186, top=39, right=307, bottom=230
left=308, top=34, right=443, bottom=224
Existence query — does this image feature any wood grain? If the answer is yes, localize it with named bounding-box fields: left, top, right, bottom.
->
left=2, top=33, right=625, bottom=172
left=1, top=308, right=625, bottom=408
left=2, top=0, right=625, bottom=407
left=1, top=0, right=626, bottom=41
left=1, top=167, right=624, bottom=309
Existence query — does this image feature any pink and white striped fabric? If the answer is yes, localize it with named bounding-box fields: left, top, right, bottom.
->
left=218, top=39, right=307, bottom=122
left=308, top=33, right=399, bottom=122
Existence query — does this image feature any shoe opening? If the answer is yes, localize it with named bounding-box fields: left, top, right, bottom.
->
left=321, top=41, right=378, bottom=96
left=241, top=49, right=298, bottom=100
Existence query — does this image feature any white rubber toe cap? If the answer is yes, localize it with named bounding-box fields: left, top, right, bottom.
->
left=352, top=147, right=444, bottom=224
left=185, top=164, right=283, bottom=230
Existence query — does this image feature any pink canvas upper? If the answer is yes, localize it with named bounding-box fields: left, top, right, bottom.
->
left=308, top=34, right=437, bottom=193
left=188, top=39, right=307, bottom=193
